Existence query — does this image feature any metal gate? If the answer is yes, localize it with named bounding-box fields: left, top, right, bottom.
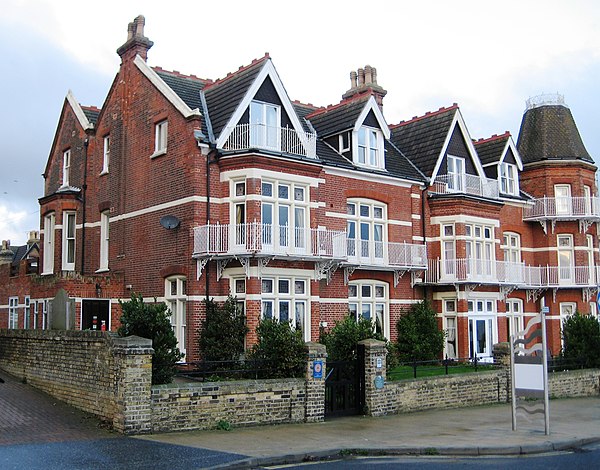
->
left=324, top=348, right=365, bottom=418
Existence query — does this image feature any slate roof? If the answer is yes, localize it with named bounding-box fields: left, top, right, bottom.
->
left=203, top=56, right=268, bottom=138
left=81, top=106, right=100, bottom=125
left=517, top=104, right=593, bottom=165
left=474, top=133, right=509, bottom=166
left=154, top=68, right=208, bottom=111
left=389, top=105, right=458, bottom=177
left=306, top=94, right=371, bottom=137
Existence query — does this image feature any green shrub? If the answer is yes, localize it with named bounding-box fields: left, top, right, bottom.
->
left=395, top=300, right=445, bottom=362
left=199, top=297, right=248, bottom=362
left=118, top=293, right=183, bottom=385
left=561, top=312, right=600, bottom=368
left=320, top=316, right=387, bottom=362
left=248, top=318, right=305, bottom=378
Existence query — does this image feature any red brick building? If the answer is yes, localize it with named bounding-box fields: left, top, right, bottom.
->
left=1, top=17, right=597, bottom=361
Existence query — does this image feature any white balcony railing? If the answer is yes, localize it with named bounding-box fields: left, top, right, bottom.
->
left=431, top=174, right=499, bottom=199
left=222, top=123, right=317, bottom=158
left=523, top=197, right=600, bottom=221
left=346, top=239, right=427, bottom=269
left=425, top=258, right=600, bottom=288
left=193, top=223, right=346, bottom=260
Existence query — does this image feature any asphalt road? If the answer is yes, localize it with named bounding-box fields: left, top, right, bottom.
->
left=280, top=443, right=600, bottom=469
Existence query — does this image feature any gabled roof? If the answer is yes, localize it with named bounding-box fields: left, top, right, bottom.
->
left=205, top=55, right=269, bottom=140
left=66, top=90, right=94, bottom=131
left=390, top=104, right=485, bottom=182
left=389, top=105, right=458, bottom=177
left=475, top=132, right=523, bottom=170
left=307, top=93, right=372, bottom=137
left=517, top=101, right=593, bottom=165
left=153, top=68, right=210, bottom=112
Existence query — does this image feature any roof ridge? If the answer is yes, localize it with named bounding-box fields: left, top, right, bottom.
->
left=473, top=131, right=511, bottom=145
left=305, top=91, right=372, bottom=119
left=152, top=66, right=213, bottom=84
left=292, top=99, right=320, bottom=110
left=203, top=53, right=270, bottom=90
left=390, top=103, right=459, bottom=128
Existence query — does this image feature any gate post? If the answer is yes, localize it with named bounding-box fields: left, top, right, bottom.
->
left=359, top=339, right=387, bottom=416
left=305, top=341, right=327, bottom=422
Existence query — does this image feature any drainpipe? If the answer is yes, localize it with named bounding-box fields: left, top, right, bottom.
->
left=80, top=138, right=89, bottom=274
left=421, top=183, right=428, bottom=300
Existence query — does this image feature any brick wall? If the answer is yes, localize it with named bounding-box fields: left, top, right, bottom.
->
left=0, top=329, right=153, bottom=434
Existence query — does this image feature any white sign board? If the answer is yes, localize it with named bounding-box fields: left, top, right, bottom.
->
left=514, top=363, right=544, bottom=390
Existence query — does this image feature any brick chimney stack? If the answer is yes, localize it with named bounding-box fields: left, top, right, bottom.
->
left=0, top=240, right=14, bottom=266
left=116, top=15, right=154, bottom=63
left=342, top=65, right=387, bottom=107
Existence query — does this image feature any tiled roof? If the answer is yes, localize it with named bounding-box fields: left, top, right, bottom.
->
left=81, top=106, right=100, bottom=125
left=204, top=55, right=269, bottom=138
left=306, top=94, right=371, bottom=137
left=153, top=68, right=209, bottom=111
left=474, top=133, right=510, bottom=165
left=389, top=105, right=458, bottom=177
left=517, top=104, right=593, bottom=164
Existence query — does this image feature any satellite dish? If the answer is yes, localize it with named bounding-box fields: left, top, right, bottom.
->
left=160, top=215, right=181, bottom=230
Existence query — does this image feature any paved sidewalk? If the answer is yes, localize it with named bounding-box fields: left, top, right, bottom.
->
left=137, top=396, right=600, bottom=468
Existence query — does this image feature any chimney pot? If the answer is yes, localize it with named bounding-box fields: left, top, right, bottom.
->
left=357, top=68, right=365, bottom=86
left=365, top=65, right=373, bottom=84
left=350, top=71, right=357, bottom=89
left=372, top=67, right=378, bottom=84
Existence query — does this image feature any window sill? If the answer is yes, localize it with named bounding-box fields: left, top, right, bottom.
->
left=95, top=268, right=110, bottom=273
left=40, top=271, right=54, bottom=276
left=353, top=161, right=386, bottom=171
left=99, top=170, right=109, bottom=176
left=150, top=149, right=167, bottom=159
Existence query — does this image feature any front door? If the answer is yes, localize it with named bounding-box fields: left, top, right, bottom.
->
left=468, top=299, right=495, bottom=361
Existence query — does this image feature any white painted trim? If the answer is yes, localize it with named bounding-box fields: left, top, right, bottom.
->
left=411, top=193, right=421, bottom=199
left=429, top=108, right=486, bottom=182
left=430, top=214, right=500, bottom=227
left=220, top=167, right=324, bottom=187
left=66, top=90, right=93, bottom=130
left=216, top=59, right=312, bottom=157
left=352, top=95, right=391, bottom=139
left=109, top=195, right=220, bottom=223
left=323, top=166, right=418, bottom=188
left=325, top=211, right=411, bottom=227
left=134, top=55, right=201, bottom=119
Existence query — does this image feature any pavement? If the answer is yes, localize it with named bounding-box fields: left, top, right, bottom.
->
left=1, top=368, right=600, bottom=469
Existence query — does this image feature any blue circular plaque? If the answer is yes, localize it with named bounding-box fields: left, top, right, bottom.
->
left=374, top=375, right=385, bottom=389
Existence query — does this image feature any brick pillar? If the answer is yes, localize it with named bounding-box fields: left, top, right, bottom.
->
left=359, top=338, right=388, bottom=417
left=111, top=335, right=154, bottom=434
left=305, top=341, right=327, bottom=422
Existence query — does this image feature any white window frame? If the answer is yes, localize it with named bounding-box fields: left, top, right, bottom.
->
left=250, top=100, right=281, bottom=150
left=99, top=211, right=110, bottom=271
left=261, top=275, right=310, bottom=341
left=554, top=184, right=571, bottom=215
left=33, top=301, right=39, bottom=329
left=557, top=234, right=574, bottom=283
left=465, top=223, right=495, bottom=279
left=499, top=162, right=518, bottom=196
left=506, top=299, right=524, bottom=340
left=62, top=211, right=76, bottom=271
left=41, top=300, right=48, bottom=329
left=153, top=120, right=168, bottom=157
left=101, top=135, right=110, bottom=174
left=354, top=125, right=384, bottom=169
left=42, top=213, right=55, bottom=274
left=24, top=295, right=31, bottom=329
left=231, top=278, right=247, bottom=316
left=467, top=299, right=496, bottom=362
left=502, top=232, right=521, bottom=264
left=61, top=149, right=71, bottom=187
left=346, top=199, right=387, bottom=265
left=348, top=280, right=389, bottom=339
left=443, top=299, right=458, bottom=359
left=447, top=155, right=465, bottom=192
left=584, top=185, right=593, bottom=215
left=8, top=297, right=18, bottom=329
left=441, top=224, right=456, bottom=278
left=165, top=276, right=187, bottom=358
left=260, top=179, right=309, bottom=254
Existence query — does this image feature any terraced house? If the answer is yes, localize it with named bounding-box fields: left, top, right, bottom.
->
left=0, top=16, right=597, bottom=362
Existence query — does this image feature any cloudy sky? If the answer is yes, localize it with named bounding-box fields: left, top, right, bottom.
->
left=1, top=0, right=599, bottom=244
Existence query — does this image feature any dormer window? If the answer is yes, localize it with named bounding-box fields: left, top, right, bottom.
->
left=499, top=162, right=518, bottom=196
left=447, top=155, right=465, bottom=192
left=354, top=126, right=383, bottom=169
left=62, top=149, right=71, bottom=187
left=250, top=100, right=280, bottom=150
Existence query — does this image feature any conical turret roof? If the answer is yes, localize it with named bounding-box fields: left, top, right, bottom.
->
left=516, top=94, right=592, bottom=165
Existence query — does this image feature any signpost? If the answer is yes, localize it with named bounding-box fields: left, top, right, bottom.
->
left=510, top=308, right=550, bottom=435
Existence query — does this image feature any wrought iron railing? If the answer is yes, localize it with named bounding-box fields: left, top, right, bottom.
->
left=346, top=239, right=427, bottom=269
left=523, top=196, right=600, bottom=220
